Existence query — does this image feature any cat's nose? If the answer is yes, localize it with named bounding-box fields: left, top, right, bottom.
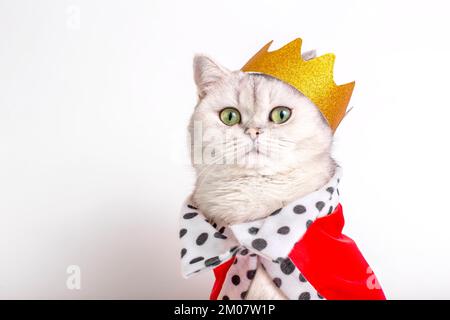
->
left=245, top=127, right=263, bottom=140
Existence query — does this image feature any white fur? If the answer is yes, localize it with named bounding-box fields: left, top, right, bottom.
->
left=188, top=54, right=336, bottom=300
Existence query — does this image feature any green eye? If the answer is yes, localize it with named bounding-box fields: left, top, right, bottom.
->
left=219, top=107, right=241, bottom=126
left=270, top=106, right=291, bottom=124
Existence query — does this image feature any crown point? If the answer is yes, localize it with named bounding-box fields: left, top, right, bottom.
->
left=279, top=38, right=302, bottom=55
left=263, top=40, right=274, bottom=51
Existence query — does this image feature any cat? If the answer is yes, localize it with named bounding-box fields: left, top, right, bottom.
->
left=188, top=50, right=336, bottom=299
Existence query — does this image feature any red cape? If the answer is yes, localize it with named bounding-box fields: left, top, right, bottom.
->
left=210, top=204, right=386, bottom=300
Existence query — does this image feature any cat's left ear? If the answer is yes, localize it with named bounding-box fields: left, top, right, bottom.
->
left=193, top=55, right=230, bottom=99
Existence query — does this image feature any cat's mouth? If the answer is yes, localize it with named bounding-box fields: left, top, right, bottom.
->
left=244, top=149, right=261, bottom=156
left=244, top=143, right=268, bottom=157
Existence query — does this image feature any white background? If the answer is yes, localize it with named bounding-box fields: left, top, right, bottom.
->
left=1, top=0, right=449, bottom=299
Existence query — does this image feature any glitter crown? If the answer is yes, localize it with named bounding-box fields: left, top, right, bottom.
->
left=241, top=38, right=355, bottom=132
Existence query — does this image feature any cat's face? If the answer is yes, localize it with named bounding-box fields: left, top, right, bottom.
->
left=189, top=55, right=333, bottom=175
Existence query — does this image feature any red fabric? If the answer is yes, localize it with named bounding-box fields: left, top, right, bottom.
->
left=210, top=257, right=235, bottom=300
left=210, top=204, right=386, bottom=300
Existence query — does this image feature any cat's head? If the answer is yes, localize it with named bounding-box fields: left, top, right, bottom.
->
left=189, top=53, right=333, bottom=176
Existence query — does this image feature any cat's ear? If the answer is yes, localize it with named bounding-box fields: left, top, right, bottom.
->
left=302, top=50, right=316, bottom=61
left=193, top=55, right=230, bottom=99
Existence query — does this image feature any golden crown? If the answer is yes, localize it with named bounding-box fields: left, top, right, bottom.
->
left=241, top=38, right=355, bottom=132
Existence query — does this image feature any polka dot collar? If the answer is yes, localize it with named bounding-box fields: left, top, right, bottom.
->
left=179, top=167, right=342, bottom=300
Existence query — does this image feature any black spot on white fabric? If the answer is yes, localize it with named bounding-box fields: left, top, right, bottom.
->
left=230, top=246, right=239, bottom=253
left=252, top=238, right=267, bottom=251
left=183, top=212, right=198, bottom=219
left=214, top=232, right=227, bottom=239
left=231, top=275, right=241, bottom=286
left=234, top=258, right=238, bottom=264
left=205, top=256, right=221, bottom=267
left=280, top=258, right=295, bottom=275
left=299, top=273, right=306, bottom=282
left=212, top=222, right=217, bottom=229
left=277, top=226, right=290, bottom=235
left=187, top=204, right=197, bottom=210
left=240, top=248, right=249, bottom=256
left=179, top=228, right=187, bottom=238
left=306, top=220, right=313, bottom=229
left=327, top=206, right=334, bottom=215
left=337, top=188, right=340, bottom=195
left=293, top=205, right=306, bottom=214
left=222, top=295, right=229, bottom=300
left=315, top=201, right=325, bottom=211
left=299, top=292, right=311, bottom=300
left=273, top=277, right=282, bottom=288
left=248, top=227, right=259, bottom=235
left=250, top=253, right=257, bottom=257
left=273, top=257, right=283, bottom=264
left=270, top=208, right=282, bottom=216
left=196, top=233, right=208, bottom=245
left=189, top=256, right=204, bottom=264
left=181, top=248, right=187, bottom=258
left=247, top=269, right=256, bottom=280
left=219, top=226, right=226, bottom=233
left=326, top=187, right=334, bottom=199
left=240, top=291, right=248, bottom=299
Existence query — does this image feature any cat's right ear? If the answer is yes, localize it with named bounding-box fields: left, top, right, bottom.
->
left=302, top=50, right=316, bottom=61
left=193, top=55, right=230, bottom=99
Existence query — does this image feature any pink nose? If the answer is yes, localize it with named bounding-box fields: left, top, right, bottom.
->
left=245, top=127, right=263, bottom=140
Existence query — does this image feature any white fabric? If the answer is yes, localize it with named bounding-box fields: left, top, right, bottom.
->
left=179, top=167, right=342, bottom=300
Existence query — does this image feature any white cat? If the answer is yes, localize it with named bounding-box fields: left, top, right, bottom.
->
left=188, top=51, right=336, bottom=299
